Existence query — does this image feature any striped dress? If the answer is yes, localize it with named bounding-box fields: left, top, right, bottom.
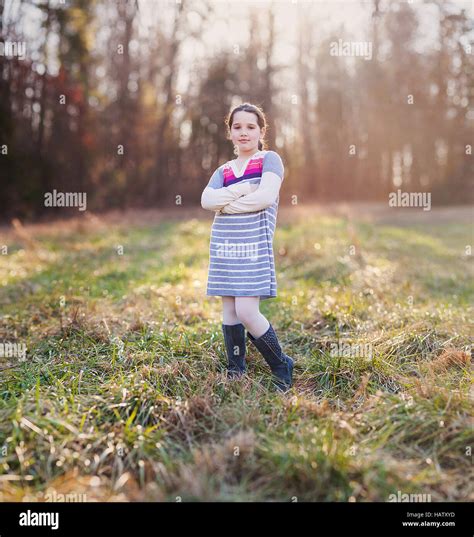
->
left=204, top=150, right=284, bottom=301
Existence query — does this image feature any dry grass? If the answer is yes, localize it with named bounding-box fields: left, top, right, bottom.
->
left=0, top=205, right=472, bottom=501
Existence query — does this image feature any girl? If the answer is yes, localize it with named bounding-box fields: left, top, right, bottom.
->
left=201, top=102, right=294, bottom=392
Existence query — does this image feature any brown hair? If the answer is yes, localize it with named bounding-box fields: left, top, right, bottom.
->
left=225, top=102, right=267, bottom=151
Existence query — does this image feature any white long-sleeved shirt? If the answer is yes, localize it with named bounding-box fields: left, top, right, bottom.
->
left=219, top=171, right=282, bottom=214
left=200, top=181, right=258, bottom=211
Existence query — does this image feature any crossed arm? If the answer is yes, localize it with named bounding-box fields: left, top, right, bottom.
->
left=200, top=172, right=282, bottom=214
left=200, top=180, right=257, bottom=211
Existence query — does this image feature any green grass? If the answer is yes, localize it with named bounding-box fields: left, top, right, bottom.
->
left=0, top=208, right=472, bottom=502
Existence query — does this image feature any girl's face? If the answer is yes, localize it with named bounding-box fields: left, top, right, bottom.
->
left=230, top=110, right=264, bottom=154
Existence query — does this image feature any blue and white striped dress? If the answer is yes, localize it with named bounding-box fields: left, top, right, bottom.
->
left=204, top=150, right=284, bottom=301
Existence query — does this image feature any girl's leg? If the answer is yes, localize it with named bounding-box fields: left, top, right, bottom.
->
left=234, top=296, right=270, bottom=339
left=222, top=296, right=246, bottom=378
left=237, top=296, right=294, bottom=391
left=222, top=296, right=240, bottom=325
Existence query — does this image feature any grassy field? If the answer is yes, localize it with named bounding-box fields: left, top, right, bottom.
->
left=0, top=204, right=472, bottom=502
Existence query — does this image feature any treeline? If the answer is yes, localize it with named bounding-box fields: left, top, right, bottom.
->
left=0, top=0, right=473, bottom=221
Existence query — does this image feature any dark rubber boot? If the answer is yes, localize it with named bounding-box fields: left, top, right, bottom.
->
left=247, top=323, right=294, bottom=392
left=222, top=323, right=247, bottom=379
